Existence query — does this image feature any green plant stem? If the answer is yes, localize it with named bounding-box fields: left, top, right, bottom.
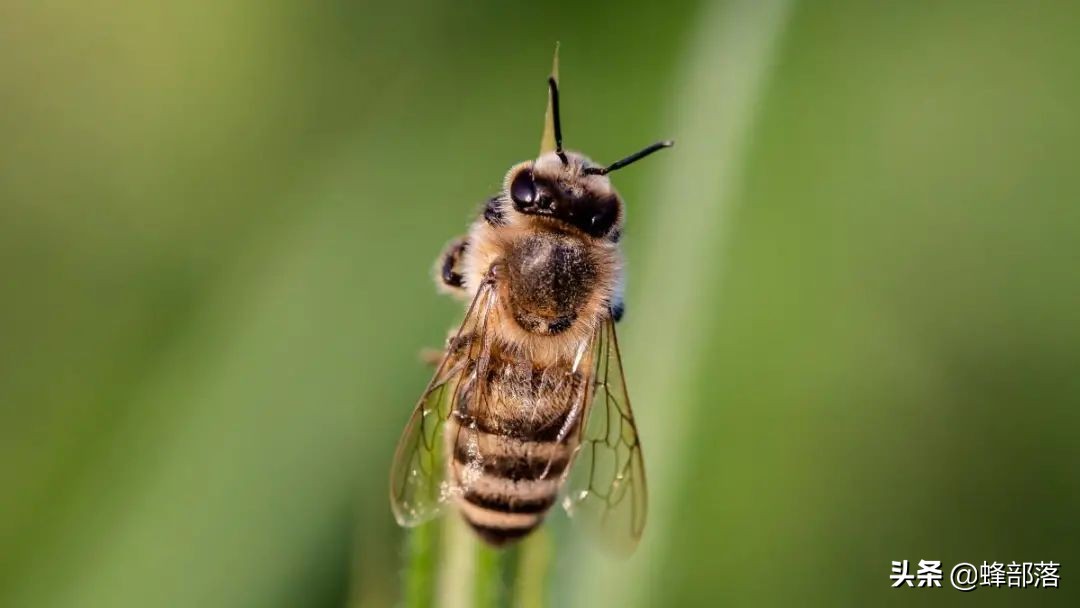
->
left=512, top=530, right=551, bottom=608
left=402, top=521, right=439, bottom=608
left=474, top=541, right=521, bottom=608
left=434, top=515, right=476, bottom=608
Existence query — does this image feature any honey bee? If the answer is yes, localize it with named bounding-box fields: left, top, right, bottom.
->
left=389, top=73, right=672, bottom=552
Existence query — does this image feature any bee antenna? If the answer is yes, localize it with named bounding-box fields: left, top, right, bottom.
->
left=582, top=140, right=675, bottom=176
left=548, top=77, right=568, bottom=165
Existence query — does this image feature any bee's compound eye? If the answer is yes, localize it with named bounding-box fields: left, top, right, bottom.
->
left=510, top=168, right=537, bottom=208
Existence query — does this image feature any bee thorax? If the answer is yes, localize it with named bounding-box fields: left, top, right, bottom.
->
left=504, top=235, right=596, bottom=335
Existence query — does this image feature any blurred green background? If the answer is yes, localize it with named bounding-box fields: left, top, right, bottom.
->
left=2, top=0, right=1078, bottom=606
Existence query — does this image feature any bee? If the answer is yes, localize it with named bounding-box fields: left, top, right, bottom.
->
left=389, top=73, right=672, bottom=552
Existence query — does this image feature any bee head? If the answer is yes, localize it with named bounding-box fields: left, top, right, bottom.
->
left=503, top=77, right=674, bottom=240
left=504, top=153, right=618, bottom=238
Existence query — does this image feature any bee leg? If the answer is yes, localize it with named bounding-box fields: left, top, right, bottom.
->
left=419, top=323, right=473, bottom=367
left=434, top=236, right=468, bottom=295
left=610, top=296, right=625, bottom=322
left=418, top=332, right=454, bottom=368
left=418, top=347, right=444, bottom=367
left=482, top=195, right=506, bottom=226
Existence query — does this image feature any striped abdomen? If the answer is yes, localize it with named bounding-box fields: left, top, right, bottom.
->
left=447, top=357, right=584, bottom=546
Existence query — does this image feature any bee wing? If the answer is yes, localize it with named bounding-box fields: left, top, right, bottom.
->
left=562, top=314, right=648, bottom=554
left=389, top=280, right=499, bottom=527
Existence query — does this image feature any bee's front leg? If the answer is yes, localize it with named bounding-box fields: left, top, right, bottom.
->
left=420, top=236, right=470, bottom=366
left=434, top=236, right=469, bottom=296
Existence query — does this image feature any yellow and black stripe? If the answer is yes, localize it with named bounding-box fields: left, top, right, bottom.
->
left=448, top=413, right=575, bottom=546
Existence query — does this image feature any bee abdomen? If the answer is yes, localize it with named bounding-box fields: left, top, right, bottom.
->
left=451, top=428, right=569, bottom=546
left=464, top=514, right=540, bottom=546
left=457, top=477, right=558, bottom=545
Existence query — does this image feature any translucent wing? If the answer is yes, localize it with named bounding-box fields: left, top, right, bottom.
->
left=563, top=314, right=647, bottom=554
left=389, top=281, right=498, bottom=526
